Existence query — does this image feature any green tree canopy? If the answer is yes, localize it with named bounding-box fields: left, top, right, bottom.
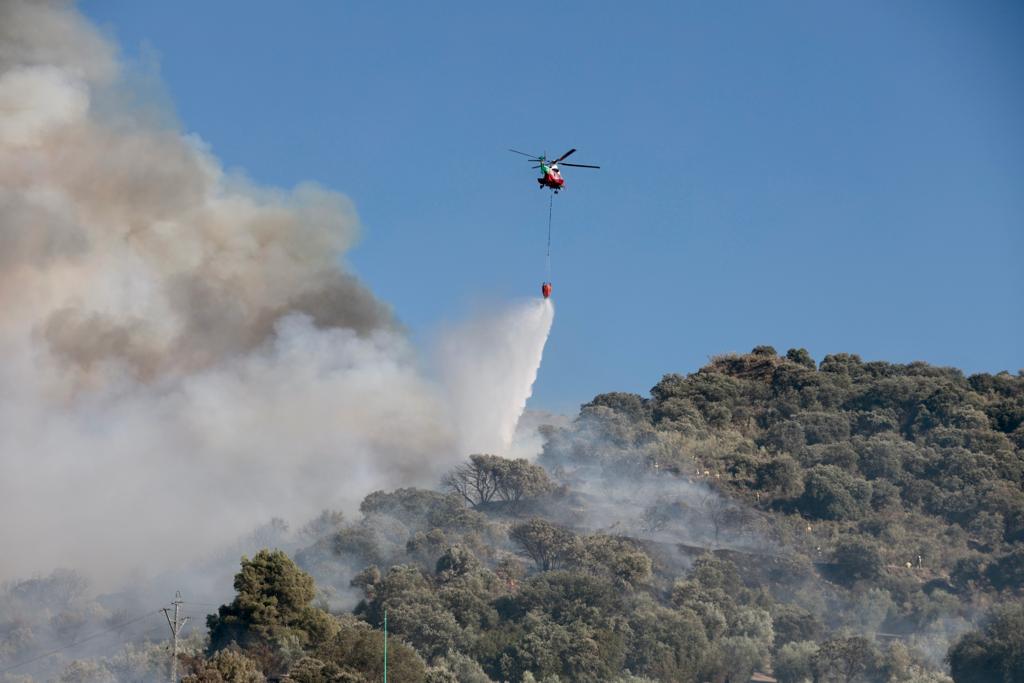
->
left=207, top=550, right=337, bottom=659
left=947, top=604, right=1024, bottom=683
left=443, top=455, right=555, bottom=509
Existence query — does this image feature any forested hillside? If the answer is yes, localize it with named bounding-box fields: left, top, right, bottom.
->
left=4, top=347, right=1022, bottom=682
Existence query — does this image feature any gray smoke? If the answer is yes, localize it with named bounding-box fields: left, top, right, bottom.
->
left=0, top=1, right=552, bottom=587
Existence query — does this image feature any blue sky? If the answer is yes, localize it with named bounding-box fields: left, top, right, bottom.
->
left=80, top=1, right=1023, bottom=412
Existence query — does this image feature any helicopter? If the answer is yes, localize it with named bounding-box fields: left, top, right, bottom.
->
left=509, top=148, right=600, bottom=193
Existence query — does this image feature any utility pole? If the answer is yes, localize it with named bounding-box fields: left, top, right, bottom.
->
left=383, top=609, right=388, bottom=683
left=162, top=591, right=190, bottom=683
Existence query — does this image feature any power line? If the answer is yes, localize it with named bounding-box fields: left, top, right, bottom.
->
left=0, top=610, right=161, bottom=674
left=138, top=624, right=176, bottom=641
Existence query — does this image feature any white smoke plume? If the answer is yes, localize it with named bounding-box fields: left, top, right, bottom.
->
left=439, top=299, right=554, bottom=456
left=0, top=1, right=552, bottom=586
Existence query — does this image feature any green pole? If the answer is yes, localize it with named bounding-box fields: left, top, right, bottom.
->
left=383, top=609, right=388, bottom=683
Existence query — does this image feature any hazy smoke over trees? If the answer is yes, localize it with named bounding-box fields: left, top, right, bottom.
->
left=0, top=1, right=550, bottom=584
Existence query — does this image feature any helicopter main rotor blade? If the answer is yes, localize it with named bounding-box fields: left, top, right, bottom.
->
left=509, top=148, right=542, bottom=159
left=554, top=148, right=577, bottom=163
left=559, top=162, right=600, bottom=169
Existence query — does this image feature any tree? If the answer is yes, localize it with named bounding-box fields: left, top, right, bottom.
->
left=359, top=488, right=483, bottom=532
left=786, top=348, right=816, bottom=369
left=442, top=455, right=502, bottom=507
left=947, top=604, right=1024, bottom=683
left=352, top=564, right=464, bottom=661
left=717, top=636, right=764, bottom=683
left=58, top=660, right=115, bottom=683
left=386, top=600, right=464, bottom=661
left=986, top=545, right=1024, bottom=591
left=949, top=631, right=1004, bottom=683
left=509, top=519, right=580, bottom=571
left=331, top=524, right=385, bottom=567
left=435, top=544, right=481, bottom=581
left=183, top=648, right=265, bottom=683
left=689, top=554, right=744, bottom=597
left=428, top=652, right=493, bottom=683
left=285, top=657, right=322, bottom=683
left=798, top=411, right=851, bottom=445
left=701, top=493, right=747, bottom=545
left=583, top=392, right=652, bottom=423
left=442, top=455, right=554, bottom=509
left=298, top=510, right=345, bottom=543
left=495, top=611, right=624, bottom=683
left=772, top=605, right=823, bottom=649
left=757, top=455, right=804, bottom=498
left=207, top=550, right=337, bottom=660
left=651, top=396, right=705, bottom=432
left=775, top=640, right=818, bottom=683
left=650, top=371, right=742, bottom=419
left=495, top=458, right=557, bottom=506
left=625, top=603, right=707, bottom=682
left=764, top=420, right=806, bottom=454
left=407, top=529, right=451, bottom=570
left=731, top=606, right=774, bottom=660
left=812, top=636, right=882, bottom=682
left=7, top=568, right=89, bottom=613
left=313, top=616, right=427, bottom=682
left=847, top=587, right=894, bottom=635
left=799, top=465, right=872, bottom=520
left=851, top=410, right=900, bottom=437
left=831, top=537, right=885, bottom=585
left=578, top=535, right=652, bottom=588
left=502, top=571, right=623, bottom=629
left=819, top=353, right=865, bottom=377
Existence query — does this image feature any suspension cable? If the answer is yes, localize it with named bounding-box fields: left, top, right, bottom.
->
left=546, top=191, right=553, bottom=279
